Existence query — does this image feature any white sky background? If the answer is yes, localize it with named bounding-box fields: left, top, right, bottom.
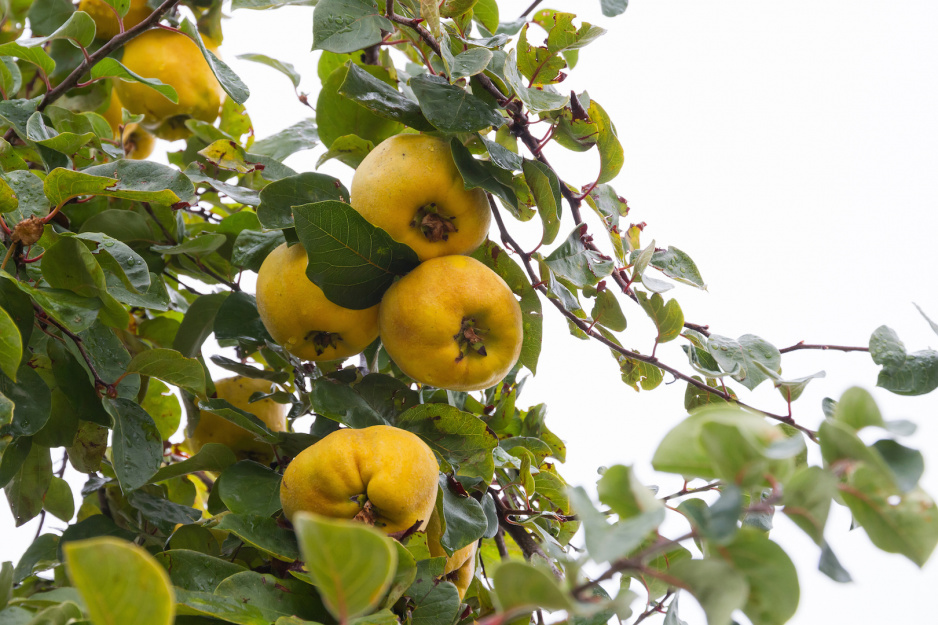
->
left=4, top=1, right=938, bottom=623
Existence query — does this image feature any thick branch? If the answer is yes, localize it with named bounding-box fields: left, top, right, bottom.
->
left=38, top=0, right=182, bottom=111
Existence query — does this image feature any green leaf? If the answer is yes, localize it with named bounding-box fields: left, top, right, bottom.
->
left=0, top=43, right=55, bottom=77
left=534, top=10, right=606, bottom=53
left=105, top=398, right=163, bottom=492
left=473, top=0, right=498, bottom=32
left=600, top=0, right=628, bottom=17
left=237, top=53, right=301, bottom=87
left=522, top=160, right=562, bottom=245
left=636, top=291, right=683, bottom=344
left=215, top=571, right=331, bottom=623
left=720, top=531, right=799, bottom=625
left=173, top=292, right=229, bottom=358
left=589, top=287, right=626, bottom=332
left=0, top=307, right=21, bottom=382
left=516, top=24, right=566, bottom=85
left=64, top=537, right=174, bottom=625
left=0, top=98, right=42, bottom=140
left=42, top=476, right=74, bottom=523
left=707, top=333, right=781, bottom=391
left=410, top=74, right=506, bottom=133
left=214, top=291, right=273, bottom=346
left=197, top=398, right=280, bottom=444
left=149, top=443, right=237, bottom=483
left=503, top=50, right=568, bottom=113
left=155, top=550, right=246, bottom=593
left=493, top=560, right=571, bottom=613
left=783, top=466, right=836, bottom=544
left=448, top=138, right=517, bottom=209
left=437, top=474, right=487, bottom=553
left=312, top=0, right=393, bottom=53
left=316, top=134, right=374, bottom=169
left=27, top=112, right=99, bottom=154
left=589, top=99, right=623, bottom=183
left=872, top=439, right=924, bottom=493
left=293, top=200, right=419, bottom=310
left=653, top=406, right=796, bottom=481
left=197, top=140, right=261, bottom=174
left=13, top=532, right=58, bottom=584
left=216, top=460, right=282, bottom=517
left=91, top=57, right=178, bottom=103
left=649, top=246, right=706, bottom=289
left=596, top=464, right=663, bottom=520
left=21, top=10, right=95, bottom=49
left=869, top=325, right=938, bottom=396
left=65, top=421, right=108, bottom=473
left=568, top=486, right=664, bottom=563
left=317, top=63, right=403, bottom=150
left=832, top=386, right=884, bottom=431
left=397, top=403, right=496, bottom=482
left=152, top=234, right=227, bottom=256
left=338, top=62, right=433, bottom=131
left=545, top=225, right=615, bottom=288
left=405, top=558, right=460, bottom=625
left=215, top=513, right=300, bottom=562
left=669, top=558, right=748, bottom=625
left=440, top=35, right=493, bottom=82
left=1, top=365, right=52, bottom=437
left=3, top=442, right=51, bottom=526
left=293, top=512, right=397, bottom=622
left=472, top=240, right=542, bottom=374
left=841, top=462, right=938, bottom=567
left=126, top=348, right=206, bottom=397
left=127, top=490, right=201, bottom=530
left=178, top=19, right=249, bottom=104
left=257, top=172, right=349, bottom=230
left=251, top=119, right=320, bottom=162
left=0, top=437, right=29, bottom=489
left=71, top=160, right=196, bottom=205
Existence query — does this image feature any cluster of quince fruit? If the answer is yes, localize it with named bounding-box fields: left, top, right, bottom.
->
left=257, top=133, right=524, bottom=392
left=188, top=376, right=476, bottom=599
left=82, top=0, right=225, bottom=158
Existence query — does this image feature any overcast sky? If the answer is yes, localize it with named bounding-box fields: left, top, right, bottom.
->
left=4, top=2, right=938, bottom=623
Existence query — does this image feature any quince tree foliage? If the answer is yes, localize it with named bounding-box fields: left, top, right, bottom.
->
left=0, top=0, right=935, bottom=624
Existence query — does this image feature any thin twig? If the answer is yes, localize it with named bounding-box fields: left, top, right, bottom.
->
left=519, top=0, right=543, bottom=19
left=490, top=488, right=563, bottom=580
left=779, top=341, right=869, bottom=354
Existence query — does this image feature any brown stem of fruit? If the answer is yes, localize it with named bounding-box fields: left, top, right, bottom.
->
left=454, top=317, right=487, bottom=362
left=411, top=203, right=457, bottom=242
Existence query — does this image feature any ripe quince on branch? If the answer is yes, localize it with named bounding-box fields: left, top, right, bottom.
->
left=80, top=0, right=152, bottom=40
left=379, top=255, right=523, bottom=391
left=279, top=425, right=439, bottom=535
left=113, top=29, right=225, bottom=140
left=186, top=376, right=287, bottom=464
left=350, top=134, right=492, bottom=260
left=256, top=242, right=380, bottom=362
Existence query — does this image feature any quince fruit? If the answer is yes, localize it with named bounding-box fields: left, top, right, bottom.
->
left=350, top=134, right=491, bottom=260
left=187, top=376, right=287, bottom=464
left=80, top=0, right=152, bottom=40
left=379, top=255, right=523, bottom=391
left=280, top=425, right=439, bottom=535
left=256, top=242, right=379, bottom=362
left=100, top=91, right=155, bottom=160
left=426, top=509, right=478, bottom=599
left=113, top=29, right=224, bottom=140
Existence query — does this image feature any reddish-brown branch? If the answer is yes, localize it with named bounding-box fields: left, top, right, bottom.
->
left=779, top=341, right=869, bottom=354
